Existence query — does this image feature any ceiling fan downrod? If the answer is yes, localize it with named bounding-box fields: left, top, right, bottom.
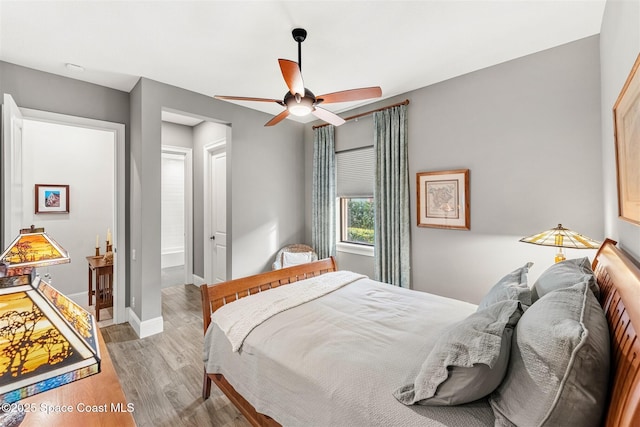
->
left=292, top=28, right=307, bottom=72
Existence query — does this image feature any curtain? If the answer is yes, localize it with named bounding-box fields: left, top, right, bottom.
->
left=374, top=104, right=410, bottom=288
left=312, top=125, right=336, bottom=259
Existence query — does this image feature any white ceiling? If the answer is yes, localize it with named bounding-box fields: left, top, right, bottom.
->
left=0, top=1, right=606, bottom=124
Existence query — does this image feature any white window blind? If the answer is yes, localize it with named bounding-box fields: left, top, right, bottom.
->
left=336, top=147, right=374, bottom=197
left=161, top=153, right=185, bottom=252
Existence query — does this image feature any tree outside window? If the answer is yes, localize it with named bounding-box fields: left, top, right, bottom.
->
left=341, top=198, right=374, bottom=245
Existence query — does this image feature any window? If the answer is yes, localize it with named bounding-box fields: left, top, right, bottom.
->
left=336, top=147, right=375, bottom=250
left=340, top=197, right=374, bottom=245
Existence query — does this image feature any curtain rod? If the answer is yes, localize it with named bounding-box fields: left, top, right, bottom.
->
left=312, top=99, right=410, bottom=130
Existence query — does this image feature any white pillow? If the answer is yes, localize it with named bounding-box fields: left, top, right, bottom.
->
left=282, top=251, right=313, bottom=268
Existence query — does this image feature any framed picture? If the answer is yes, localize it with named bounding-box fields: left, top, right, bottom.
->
left=613, top=53, right=640, bottom=225
left=416, top=169, right=469, bottom=230
left=35, top=184, right=69, bottom=214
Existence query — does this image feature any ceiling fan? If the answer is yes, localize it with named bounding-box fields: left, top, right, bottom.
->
left=215, top=28, right=382, bottom=127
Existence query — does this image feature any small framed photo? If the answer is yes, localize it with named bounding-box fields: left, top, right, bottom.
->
left=613, top=53, right=640, bottom=225
left=35, top=184, right=69, bottom=214
left=417, top=169, right=469, bottom=230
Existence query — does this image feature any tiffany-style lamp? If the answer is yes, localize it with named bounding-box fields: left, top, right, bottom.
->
left=0, top=226, right=100, bottom=424
left=520, top=223, right=601, bottom=263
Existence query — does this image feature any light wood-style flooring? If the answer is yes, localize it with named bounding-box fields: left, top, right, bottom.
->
left=102, top=284, right=251, bottom=427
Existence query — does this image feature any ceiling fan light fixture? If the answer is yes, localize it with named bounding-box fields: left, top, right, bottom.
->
left=286, top=96, right=313, bottom=116
left=218, top=28, right=381, bottom=127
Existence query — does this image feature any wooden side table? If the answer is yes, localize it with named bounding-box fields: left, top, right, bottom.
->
left=86, top=256, right=113, bottom=322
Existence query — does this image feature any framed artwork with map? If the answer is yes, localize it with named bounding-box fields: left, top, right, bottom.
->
left=416, top=169, right=469, bottom=230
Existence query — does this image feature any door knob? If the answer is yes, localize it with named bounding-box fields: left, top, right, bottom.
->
left=210, top=235, right=215, bottom=240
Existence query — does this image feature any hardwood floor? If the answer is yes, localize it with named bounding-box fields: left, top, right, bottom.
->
left=102, top=284, right=251, bottom=427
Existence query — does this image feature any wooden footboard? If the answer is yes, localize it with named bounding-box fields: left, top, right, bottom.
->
left=200, top=256, right=337, bottom=425
left=200, top=257, right=337, bottom=334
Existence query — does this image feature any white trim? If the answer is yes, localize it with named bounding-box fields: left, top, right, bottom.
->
left=336, top=242, right=375, bottom=257
left=161, top=145, right=193, bottom=285
left=66, top=291, right=87, bottom=308
left=203, top=138, right=226, bottom=284
left=18, top=107, right=127, bottom=325
left=127, top=308, right=164, bottom=338
left=2, top=94, right=24, bottom=249
left=192, top=274, right=206, bottom=287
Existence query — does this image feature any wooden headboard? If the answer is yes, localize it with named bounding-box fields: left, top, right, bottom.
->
left=593, top=239, right=640, bottom=426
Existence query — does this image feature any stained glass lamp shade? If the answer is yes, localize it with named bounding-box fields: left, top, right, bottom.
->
left=520, top=224, right=601, bottom=263
left=0, top=230, right=70, bottom=269
left=0, top=229, right=100, bottom=407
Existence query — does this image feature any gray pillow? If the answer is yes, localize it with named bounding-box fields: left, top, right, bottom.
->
left=531, top=257, right=599, bottom=302
left=477, top=262, right=533, bottom=311
left=490, top=280, right=609, bottom=427
left=394, top=299, right=523, bottom=406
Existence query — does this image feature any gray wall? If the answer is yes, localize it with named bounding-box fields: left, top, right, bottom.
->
left=129, top=78, right=305, bottom=322
left=0, top=61, right=131, bottom=304
left=305, top=35, right=604, bottom=304
left=162, top=121, right=193, bottom=150
left=1, top=63, right=308, bottom=327
left=600, top=0, right=640, bottom=261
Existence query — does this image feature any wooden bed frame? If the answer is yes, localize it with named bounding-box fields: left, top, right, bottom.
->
left=201, top=240, right=640, bottom=426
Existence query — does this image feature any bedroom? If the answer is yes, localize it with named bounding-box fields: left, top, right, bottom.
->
left=0, top=0, right=639, bottom=425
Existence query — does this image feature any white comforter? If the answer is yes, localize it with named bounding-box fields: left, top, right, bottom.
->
left=203, top=276, right=495, bottom=427
left=212, top=271, right=366, bottom=351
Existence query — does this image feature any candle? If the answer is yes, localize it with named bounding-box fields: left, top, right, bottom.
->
left=107, top=228, right=111, bottom=244
left=96, top=234, right=99, bottom=248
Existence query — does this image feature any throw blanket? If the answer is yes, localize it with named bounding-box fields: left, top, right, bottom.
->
left=212, top=270, right=366, bottom=351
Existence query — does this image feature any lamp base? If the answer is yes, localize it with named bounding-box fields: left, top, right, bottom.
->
left=0, top=406, right=25, bottom=427
left=555, top=247, right=566, bottom=263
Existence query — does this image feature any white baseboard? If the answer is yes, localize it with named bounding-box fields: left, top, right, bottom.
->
left=161, top=250, right=185, bottom=268
left=192, top=274, right=206, bottom=286
left=127, top=308, right=164, bottom=338
left=67, top=291, right=87, bottom=308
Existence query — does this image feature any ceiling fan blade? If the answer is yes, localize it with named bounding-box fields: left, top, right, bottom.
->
left=278, top=59, right=305, bottom=96
left=265, top=109, right=290, bottom=127
left=215, top=95, right=283, bottom=105
left=316, top=86, right=382, bottom=104
left=312, top=107, right=346, bottom=126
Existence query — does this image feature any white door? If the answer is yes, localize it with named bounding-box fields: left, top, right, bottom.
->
left=204, top=142, right=227, bottom=283
left=2, top=94, right=24, bottom=248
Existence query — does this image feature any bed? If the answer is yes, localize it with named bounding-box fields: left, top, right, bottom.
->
left=201, top=239, right=640, bottom=426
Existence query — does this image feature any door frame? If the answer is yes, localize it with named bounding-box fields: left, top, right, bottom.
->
left=160, top=145, right=193, bottom=285
left=1, top=94, right=24, bottom=248
left=203, top=138, right=226, bottom=284
left=19, top=107, right=127, bottom=324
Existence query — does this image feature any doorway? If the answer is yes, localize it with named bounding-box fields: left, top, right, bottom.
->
left=2, top=95, right=126, bottom=324
left=160, top=145, right=193, bottom=288
left=161, top=109, right=229, bottom=287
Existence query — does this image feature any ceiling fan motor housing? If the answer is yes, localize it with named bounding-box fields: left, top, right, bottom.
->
left=292, top=28, right=307, bottom=43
